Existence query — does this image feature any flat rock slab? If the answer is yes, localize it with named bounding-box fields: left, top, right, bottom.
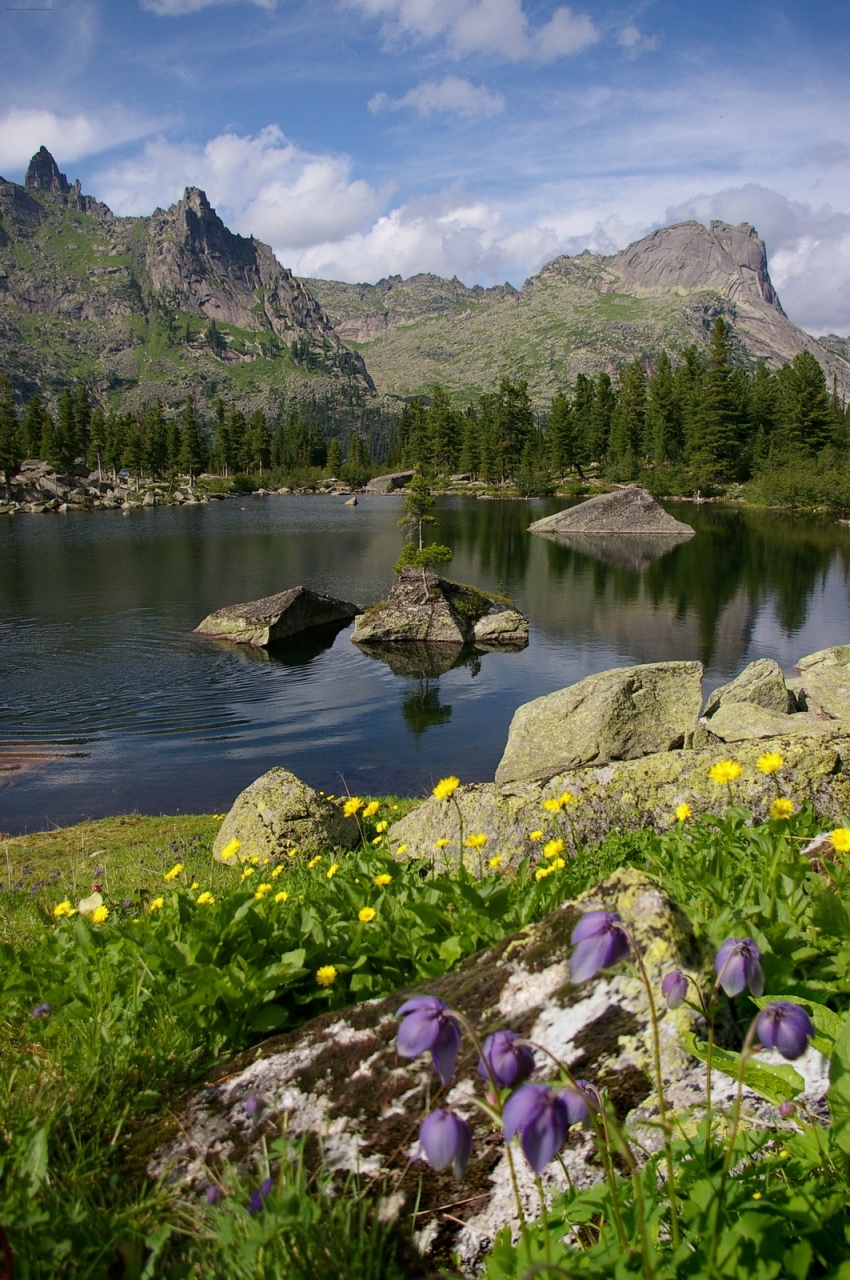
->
left=695, top=703, right=840, bottom=745
left=794, top=646, right=850, bottom=719
left=213, top=767, right=360, bottom=862
left=195, top=585, right=359, bottom=647
left=528, top=486, right=695, bottom=537
left=148, top=870, right=708, bottom=1273
left=364, top=471, right=415, bottom=494
left=496, top=661, right=704, bottom=786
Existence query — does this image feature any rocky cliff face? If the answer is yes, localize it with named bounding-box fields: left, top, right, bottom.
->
left=0, top=148, right=372, bottom=410
left=309, top=221, right=850, bottom=403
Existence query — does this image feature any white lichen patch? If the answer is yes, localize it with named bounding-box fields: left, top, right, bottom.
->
left=498, top=960, right=569, bottom=1017
left=526, top=981, right=619, bottom=1067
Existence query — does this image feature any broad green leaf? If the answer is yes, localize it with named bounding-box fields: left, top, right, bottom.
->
left=21, top=1125, right=49, bottom=1192
left=684, top=1032, right=805, bottom=1104
left=828, top=1010, right=850, bottom=1153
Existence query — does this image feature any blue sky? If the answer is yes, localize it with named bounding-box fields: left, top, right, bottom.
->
left=2, top=1, right=850, bottom=334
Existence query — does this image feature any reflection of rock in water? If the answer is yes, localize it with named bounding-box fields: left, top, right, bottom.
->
left=356, top=640, right=467, bottom=679
left=401, top=687, right=453, bottom=740
left=536, top=530, right=693, bottom=573
left=209, top=620, right=350, bottom=668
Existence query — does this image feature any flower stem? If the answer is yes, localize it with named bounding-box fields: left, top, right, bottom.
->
left=709, top=1020, right=758, bottom=1275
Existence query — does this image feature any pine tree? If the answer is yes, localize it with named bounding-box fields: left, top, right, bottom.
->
left=74, top=387, right=91, bottom=460
left=428, top=385, right=461, bottom=474
left=326, top=437, right=342, bottom=476
left=692, top=319, right=740, bottom=478
left=53, top=388, right=77, bottom=473
left=19, top=396, right=45, bottom=459
left=572, top=374, right=595, bottom=470
left=178, top=395, right=206, bottom=482
left=0, top=375, right=21, bottom=481
left=777, top=350, right=835, bottom=454
left=394, top=468, right=452, bottom=597
left=39, top=411, right=56, bottom=465
left=494, top=377, right=533, bottom=479
left=646, top=351, right=681, bottom=466
left=458, top=406, right=480, bottom=477
left=247, top=410, right=271, bottom=474
left=146, top=399, right=168, bottom=478
left=88, top=410, right=106, bottom=480
left=547, top=392, right=575, bottom=477
left=608, top=361, right=646, bottom=477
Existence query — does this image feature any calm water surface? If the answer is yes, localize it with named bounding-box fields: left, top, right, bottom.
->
left=2, top=494, right=850, bottom=833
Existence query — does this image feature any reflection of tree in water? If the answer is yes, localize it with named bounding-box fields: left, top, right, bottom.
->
left=440, top=498, right=538, bottom=586
left=401, top=683, right=453, bottom=740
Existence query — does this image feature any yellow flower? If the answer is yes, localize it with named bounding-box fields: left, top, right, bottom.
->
left=770, top=798, right=795, bottom=820
left=488, top=854, right=503, bottom=869
left=675, top=803, right=692, bottom=823
left=190, top=881, right=200, bottom=890
left=535, top=866, right=553, bottom=881
left=326, top=863, right=340, bottom=880
left=212, top=813, right=227, bottom=820
left=543, top=838, right=565, bottom=860
left=757, top=752, right=784, bottom=775
left=316, top=965, right=338, bottom=986
left=433, top=775, right=460, bottom=800
left=542, top=798, right=562, bottom=813
left=307, top=855, right=322, bottom=869
left=709, top=760, right=743, bottom=785
left=149, top=897, right=165, bottom=911
left=343, top=797, right=363, bottom=818
left=274, top=890, right=289, bottom=904
left=91, top=905, right=109, bottom=924
left=559, top=790, right=579, bottom=807
left=254, top=883, right=272, bottom=900
left=249, top=855, right=260, bottom=866
left=551, top=857, right=566, bottom=870
left=52, top=900, right=75, bottom=919
left=434, top=838, right=450, bottom=849
left=375, top=820, right=388, bottom=833
left=286, top=847, right=298, bottom=858
left=830, top=827, right=850, bottom=852
left=326, top=795, right=335, bottom=802
left=529, top=830, right=544, bottom=841
left=465, top=833, right=488, bottom=850
left=271, top=865, right=284, bottom=879
left=371, top=836, right=383, bottom=845
left=374, top=873, right=393, bottom=886
left=164, top=862, right=184, bottom=882
left=240, top=866, right=255, bottom=880
left=362, top=801, right=380, bottom=818
left=396, top=843, right=408, bottom=855
left=220, top=838, right=242, bottom=861
left=358, top=906, right=377, bottom=923
left=197, top=891, right=215, bottom=905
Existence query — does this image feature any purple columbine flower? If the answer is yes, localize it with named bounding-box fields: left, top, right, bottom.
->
left=205, top=1184, right=224, bottom=1205
left=560, top=1080, right=597, bottom=1128
left=478, top=1031, right=535, bottom=1089
left=503, top=1084, right=569, bottom=1173
left=31, top=1002, right=52, bottom=1019
left=715, top=938, right=765, bottom=998
left=396, top=996, right=461, bottom=1086
left=419, top=1109, right=473, bottom=1179
left=661, top=971, right=688, bottom=1010
left=569, top=911, right=631, bottom=984
left=244, top=1094, right=265, bottom=1120
left=245, top=1176, right=273, bottom=1215
left=778, top=1101, right=796, bottom=1119
left=755, top=1002, right=814, bottom=1060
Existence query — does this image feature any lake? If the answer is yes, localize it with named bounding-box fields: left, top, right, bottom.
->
left=2, top=494, right=849, bottom=834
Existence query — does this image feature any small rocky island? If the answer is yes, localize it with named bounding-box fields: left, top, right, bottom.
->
left=528, top=484, right=695, bottom=538
left=351, top=567, right=528, bottom=647
left=194, top=585, right=360, bottom=647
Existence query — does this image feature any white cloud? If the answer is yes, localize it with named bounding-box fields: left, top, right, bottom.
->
left=617, top=24, right=659, bottom=58
left=93, top=126, right=390, bottom=251
left=0, top=106, right=157, bottom=175
left=369, top=76, right=505, bottom=118
left=140, top=0, right=275, bottom=14
left=346, top=0, right=598, bottom=62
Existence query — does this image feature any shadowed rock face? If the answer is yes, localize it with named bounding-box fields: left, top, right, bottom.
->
left=528, top=487, right=695, bottom=538
left=195, top=585, right=360, bottom=647
left=25, top=146, right=71, bottom=194
left=148, top=870, right=708, bottom=1274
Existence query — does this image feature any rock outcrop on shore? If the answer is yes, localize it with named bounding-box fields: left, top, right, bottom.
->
left=213, top=767, right=360, bottom=862
left=195, top=586, right=360, bottom=648
left=528, top=485, right=695, bottom=538
left=351, top=568, right=528, bottom=647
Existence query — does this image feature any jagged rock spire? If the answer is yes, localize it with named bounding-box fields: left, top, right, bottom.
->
left=25, top=146, right=70, bottom=194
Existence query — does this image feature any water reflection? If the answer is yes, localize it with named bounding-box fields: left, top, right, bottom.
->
left=202, top=620, right=352, bottom=667
left=400, top=685, right=453, bottom=740
left=533, top=530, right=692, bottom=574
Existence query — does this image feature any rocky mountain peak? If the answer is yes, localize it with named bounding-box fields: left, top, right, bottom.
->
left=25, top=146, right=71, bottom=194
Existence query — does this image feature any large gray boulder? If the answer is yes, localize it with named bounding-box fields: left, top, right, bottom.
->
left=703, top=658, right=794, bottom=718
left=695, top=703, right=838, bottom=745
left=795, top=646, right=850, bottom=719
left=364, top=470, right=415, bottom=494
left=352, top=569, right=528, bottom=647
left=213, top=768, right=360, bottom=863
left=495, top=661, right=703, bottom=786
left=148, top=870, right=708, bottom=1272
left=528, top=486, right=694, bottom=538
left=195, top=585, right=359, bottom=647
left=390, top=731, right=850, bottom=869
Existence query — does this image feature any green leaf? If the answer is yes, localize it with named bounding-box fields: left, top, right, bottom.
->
left=438, top=936, right=463, bottom=966
left=751, top=995, right=844, bottom=1055
left=21, top=1125, right=49, bottom=1192
left=247, top=1004, right=290, bottom=1033
left=828, top=1011, right=850, bottom=1153
left=684, top=1032, right=805, bottom=1104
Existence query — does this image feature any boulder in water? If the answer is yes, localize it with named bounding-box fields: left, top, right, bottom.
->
left=195, top=585, right=359, bottom=647
left=528, top=485, right=694, bottom=538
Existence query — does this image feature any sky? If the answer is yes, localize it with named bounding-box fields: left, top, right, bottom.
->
left=2, top=1, right=850, bottom=335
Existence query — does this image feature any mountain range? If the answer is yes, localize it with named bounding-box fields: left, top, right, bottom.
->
left=1, top=147, right=848, bottom=415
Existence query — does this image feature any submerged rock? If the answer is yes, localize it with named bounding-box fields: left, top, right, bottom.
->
left=352, top=569, right=528, bottom=647
left=195, top=585, right=359, bottom=647
left=528, top=486, right=695, bottom=538
left=496, top=661, right=703, bottom=786
left=148, top=870, right=707, bottom=1273
left=213, top=767, right=360, bottom=862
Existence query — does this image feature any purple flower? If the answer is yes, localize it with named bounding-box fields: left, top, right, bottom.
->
left=755, top=1002, right=814, bottom=1060
left=245, top=1177, right=273, bottom=1215
left=396, top=996, right=461, bottom=1086
left=244, top=1094, right=265, bottom=1120
left=503, top=1084, right=569, bottom=1173
left=419, top=1109, right=473, bottom=1179
left=31, top=1002, right=52, bottom=1019
left=715, top=938, right=765, bottom=998
left=478, top=1031, right=535, bottom=1089
left=122, top=898, right=132, bottom=910
left=205, top=1184, right=224, bottom=1205
left=661, top=971, right=688, bottom=1010
left=560, top=1080, right=597, bottom=1128
left=778, top=1101, right=796, bottom=1119
left=569, top=911, right=631, bottom=984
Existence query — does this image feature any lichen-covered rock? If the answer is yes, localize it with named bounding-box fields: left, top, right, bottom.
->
left=495, top=661, right=704, bottom=786
left=695, top=702, right=837, bottom=744
left=195, top=585, right=359, bottom=648
left=472, top=609, right=528, bottom=645
left=213, top=767, right=360, bottom=862
left=390, top=732, right=850, bottom=868
left=528, top=486, right=695, bottom=537
left=147, top=870, right=707, bottom=1273
left=795, top=646, right=850, bottom=719
left=352, top=570, right=528, bottom=647
left=703, top=658, right=794, bottom=718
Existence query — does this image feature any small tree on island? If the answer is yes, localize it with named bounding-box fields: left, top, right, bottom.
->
left=394, top=469, right=453, bottom=600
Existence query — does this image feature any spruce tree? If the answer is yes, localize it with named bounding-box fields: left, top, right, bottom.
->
left=0, top=375, right=21, bottom=480
left=646, top=351, right=680, bottom=466
left=428, top=386, right=461, bottom=475
left=548, top=391, right=576, bottom=477
left=20, top=396, right=45, bottom=459
left=777, top=350, right=834, bottom=454
left=693, top=318, right=740, bottom=478
left=74, top=387, right=91, bottom=460
left=458, top=406, right=480, bottom=477
left=39, top=411, right=56, bottom=466
left=53, top=388, right=77, bottom=473
left=750, top=362, right=777, bottom=465
left=88, top=410, right=106, bottom=480
left=589, top=372, right=615, bottom=466
left=572, top=374, right=595, bottom=470
left=178, top=395, right=206, bottom=482
left=146, top=399, right=168, bottom=478
left=394, top=468, right=452, bottom=597
left=494, top=377, right=533, bottom=479
left=608, top=361, right=646, bottom=477
left=247, top=410, right=271, bottom=474
left=326, top=437, right=342, bottom=476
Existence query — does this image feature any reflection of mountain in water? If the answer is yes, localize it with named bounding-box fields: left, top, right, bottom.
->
left=532, top=530, right=692, bottom=573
